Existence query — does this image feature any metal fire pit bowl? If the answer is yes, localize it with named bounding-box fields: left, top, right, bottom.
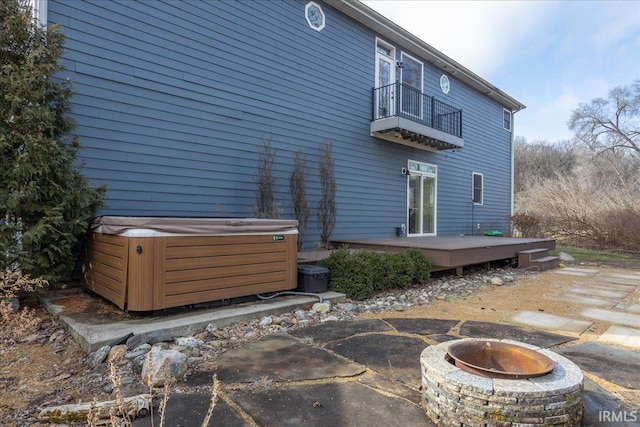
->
left=447, top=339, right=554, bottom=379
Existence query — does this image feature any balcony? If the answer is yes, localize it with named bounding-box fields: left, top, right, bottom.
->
left=371, top=82, right=464, bottom=151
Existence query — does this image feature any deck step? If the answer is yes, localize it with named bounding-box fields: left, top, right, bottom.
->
left=531, top=255, right=560, bottom=271
left=518, top=248, right=549, bottom=260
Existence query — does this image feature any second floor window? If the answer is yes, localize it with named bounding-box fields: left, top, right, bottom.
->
left=400, top=52, right=423, bottom=118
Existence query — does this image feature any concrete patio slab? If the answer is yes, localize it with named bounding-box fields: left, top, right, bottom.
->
left=555, top=267, right=600, bottom=276
left=627, top=304, right=640, bottom=314
left=325, top=334, right=428, bottom=389
left=288, top=319, right=392, bottom=344
left=582, top=378, right=639, bottom=427
left=458, top=320, right=577, bottom=347
left=597, top=272, right=640, bottom=281
left=598, top=325, right=640, bottom=350
left=510, top=311, right=593, bottom=333
left=197, top=335, right=365, bottom=384
left=41, top=287, right=345, bottom=351
left=568, top=286, right=630, bottom=299
left=558, top=294, right=617, bottom=307
left=556, top=342, right=640, bottom=389
left=576, top=281, right=638, bottom=292
left=132, top=393, right=248, bottom=427
left=225, top=382, right=433, bottom=427
left=381, top=318, right=459, bottom=335
left=581, top=308, right=640, bottom=328
left=356, top=371, right=423, bottom=404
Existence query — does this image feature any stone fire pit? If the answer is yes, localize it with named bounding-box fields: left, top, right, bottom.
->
left=421, top=338, right=583, bottom=426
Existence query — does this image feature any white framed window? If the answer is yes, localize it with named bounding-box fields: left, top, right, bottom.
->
left=400, top=52, right=424, bottom=118
left=28, top=0, right=47, bottom=26
left=472, top=172, right=483, bottom=205
left=305, top=2, right=325, bottom=31
left=503, top=109, right=512, bottom=131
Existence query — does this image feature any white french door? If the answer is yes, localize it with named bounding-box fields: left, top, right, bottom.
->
left=374, top=39, right=395, bottom=119
left=407, top=161, right=437, bottom=236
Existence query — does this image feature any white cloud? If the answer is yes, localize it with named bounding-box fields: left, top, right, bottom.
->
left=361, top=1, right=557, bottom=76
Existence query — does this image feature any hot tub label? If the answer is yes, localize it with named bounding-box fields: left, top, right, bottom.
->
left=272, top=235, right=285, bottom=241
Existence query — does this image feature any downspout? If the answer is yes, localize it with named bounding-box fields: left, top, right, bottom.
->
left=510, top=110, right=515, bottom=227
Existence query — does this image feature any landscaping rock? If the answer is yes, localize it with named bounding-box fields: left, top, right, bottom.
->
left=491, top=277, right=504, bottom=286
left=126, top=330, right=172, bottom=349
left=175, top=337, right=204, bottom=349
left=107, top=345, right=127, bottom=363
left=86, top=345, right=111, bottom=368
left=558, top=252, right=575, bottom=263
left=141, top=347, right=188, bottom=387
left=313, top=302, right=331, bottom=313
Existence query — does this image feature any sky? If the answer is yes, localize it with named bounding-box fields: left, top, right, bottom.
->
left=361, top=0, right=640, bottom=143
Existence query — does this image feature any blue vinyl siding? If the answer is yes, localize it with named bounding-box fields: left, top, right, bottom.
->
left=48, top=0, right=514, bottom=248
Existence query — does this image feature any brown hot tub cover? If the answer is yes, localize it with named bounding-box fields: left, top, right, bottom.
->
left=90, top=216, right=299, bottom=235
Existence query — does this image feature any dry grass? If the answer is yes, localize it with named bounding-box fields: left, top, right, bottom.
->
left=85, top=356, right=220, bottom=427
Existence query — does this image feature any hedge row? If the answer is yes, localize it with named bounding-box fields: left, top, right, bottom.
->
left=318, top=248, right=431, bottom=300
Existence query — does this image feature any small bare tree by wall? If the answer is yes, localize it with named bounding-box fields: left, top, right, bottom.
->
left=253, top=137, right=280, bottom=218
left=317, top=142, right=336, bottom=248
left=289, top=150, right=309, bottom=250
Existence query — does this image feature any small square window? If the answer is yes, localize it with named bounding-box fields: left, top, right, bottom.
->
left=503, top=109, right=512, bottom=131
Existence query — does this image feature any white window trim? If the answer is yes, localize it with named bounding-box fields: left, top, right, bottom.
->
left=400, top=51, right=423, bottom=92
left=407, top=160, right=437, bottom=236
left=305, top=1, right=325, bottom=32
left=472, top=172, right=483, bottom=205
left=503, top=108, right=512, bottom=132
left=29, top=0, right=47, bottom=27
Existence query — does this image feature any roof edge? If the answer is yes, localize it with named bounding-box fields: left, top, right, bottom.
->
left=326, top=0, right=526, bottom=112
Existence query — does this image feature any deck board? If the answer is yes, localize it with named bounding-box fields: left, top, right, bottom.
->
left=331, top=236, right=556, bottom=270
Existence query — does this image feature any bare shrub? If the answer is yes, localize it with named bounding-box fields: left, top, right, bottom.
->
left=253, top=136, right=281, bottom=218
left=0, top=269, right=46, bottom=342
left=317, top=141, right=336, bottom=248
left=289, top=150, right=309, bottom=250
left=518, top=167, right=640, bottom=251
left=507, top=213, right=544, bottom=238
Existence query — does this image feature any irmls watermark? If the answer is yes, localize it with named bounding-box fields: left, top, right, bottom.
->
left=599, top=410, right=638, bottom=423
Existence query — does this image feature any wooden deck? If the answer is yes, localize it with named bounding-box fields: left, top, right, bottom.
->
left=329, top=236, right=556, bottom=273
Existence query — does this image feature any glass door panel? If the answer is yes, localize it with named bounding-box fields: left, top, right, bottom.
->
left=408, top=175, right=420, bottom=234
left=422, top=176, right=435, bottom=234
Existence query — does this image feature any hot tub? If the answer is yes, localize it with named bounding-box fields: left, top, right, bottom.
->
left=82, top=216, right=298, bottom=311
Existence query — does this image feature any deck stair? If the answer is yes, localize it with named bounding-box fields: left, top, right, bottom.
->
left=518, top=248, right=559, bottom=271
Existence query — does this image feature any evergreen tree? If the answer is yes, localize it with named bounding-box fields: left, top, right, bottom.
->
left=1, top=0, right=104, bottom=282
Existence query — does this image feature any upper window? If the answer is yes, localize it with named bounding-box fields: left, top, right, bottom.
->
left=305, top=2, right=325, bottom=31
left=28, top=0, right=47, bottom=26
left=400, top=52, right=423, bottom=118
left=472, top=172, right=483, bottom=205
left=503, top=109, right=512, bottom=131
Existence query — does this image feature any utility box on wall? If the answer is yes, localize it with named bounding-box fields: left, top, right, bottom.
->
left=296, top=265, right=329, bottom=293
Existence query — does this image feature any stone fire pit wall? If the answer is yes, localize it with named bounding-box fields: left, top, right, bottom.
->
left=421, top=339, right=584, bottom=427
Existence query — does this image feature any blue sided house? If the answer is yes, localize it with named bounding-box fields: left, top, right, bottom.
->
left=41, top=0, right=526, bottom=249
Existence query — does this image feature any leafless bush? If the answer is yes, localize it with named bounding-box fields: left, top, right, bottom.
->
left=289, top=150, right=309, bottom=250
left=518, top=167, right=640, bottom=251
left=253, top=137, right=281, bottom=218
left=0, top=269, right=46, bottom=342
left=317, top=142, right=336, bottom=249
left=507, top=213, right=544, bottom=238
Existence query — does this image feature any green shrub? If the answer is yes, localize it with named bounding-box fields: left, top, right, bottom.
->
left=319, top=248, right=431, bottom=300
left=405, top=248, right=431, bottom=284
left=319, top=248, right=374, bottom=300
left=379, top=252, right=413, bottom=290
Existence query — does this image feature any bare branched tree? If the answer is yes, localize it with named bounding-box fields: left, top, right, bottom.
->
left=514, top=137, right=576, bottom=195
left=568, top=80, right=640, bottom=208
left=568, top=80, right=640, bottom=159
left=317, top=142, right=336, bottom=248
left=253, top=136, right=280, bottom=218
left=289, top=150, right=309, bottom=250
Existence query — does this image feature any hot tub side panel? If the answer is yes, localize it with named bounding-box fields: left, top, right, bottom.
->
left=155, top=233, right=298, bottom=310
left=82, top=233, right=128, bottom=310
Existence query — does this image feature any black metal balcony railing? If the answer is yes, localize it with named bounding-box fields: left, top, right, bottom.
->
left=372, top=82, right=463, bottom=139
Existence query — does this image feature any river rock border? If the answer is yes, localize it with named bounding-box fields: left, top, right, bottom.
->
left=420, top=338, right=584, bottom=427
